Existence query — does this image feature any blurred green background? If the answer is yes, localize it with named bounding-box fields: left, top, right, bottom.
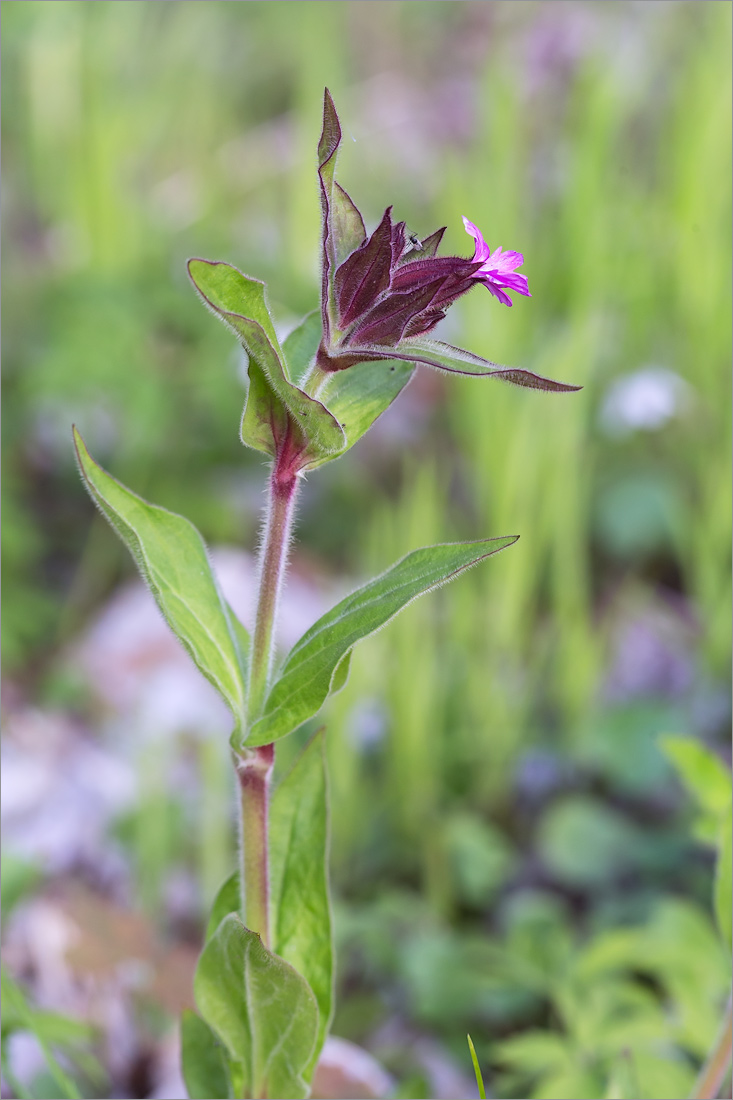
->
left=2, top=2, right=731, bottom=1099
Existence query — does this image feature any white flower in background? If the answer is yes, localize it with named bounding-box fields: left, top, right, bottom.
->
left=599, top=367, right=692, bottom=436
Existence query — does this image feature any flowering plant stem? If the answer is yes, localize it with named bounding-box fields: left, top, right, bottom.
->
left=74, top=91, right=578, bottom=1100
left=238, top=454, right=300, bottom=948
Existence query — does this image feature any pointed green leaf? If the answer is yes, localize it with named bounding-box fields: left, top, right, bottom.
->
left=283, top=311, right=322, bottom=387
left=181, top=1010, right=232, bottom=1100
left=194, top=914, right=318, bottom=1100
left=206, top=873, right=240, bottom=943
left=248, top=535, right=518, bottom=746
left=73, top=429, right=247, bottom=737
left=326, top=338, right=581, bottom=393
left=270, top=735, right=333, bottom=1077
left=188, top=259, right=345, bottom=466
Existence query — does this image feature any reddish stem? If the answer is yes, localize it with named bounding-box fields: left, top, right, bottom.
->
left=237, top=431, right=300, bottom=952
left=236, top=743, right=275, bottom=946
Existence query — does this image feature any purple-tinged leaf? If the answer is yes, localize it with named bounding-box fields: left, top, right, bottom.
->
left=319, top=338, right=582, bottom=392
left=391, top=339, right=583, bottom=391
left=402, top=309, right=446, bottom=338
left=396, top=226, right=446, bottom=265
left=335, top=207, right=394, bottom=327
left=390, top=255, right=482, bottom=293
left=349, top=279, right=443, bottom=346
left=318, top=88, right=341, bottom=167
left=331, top=183, right=366, bottom=266
left=427, top=272, right=483, bottom=313
left=318, top=89, right=343, bottom=340
left=391, top=220, right=406, bottom=264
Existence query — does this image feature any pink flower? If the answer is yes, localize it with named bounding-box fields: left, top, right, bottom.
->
left=462, top=216, right=531, bottom=307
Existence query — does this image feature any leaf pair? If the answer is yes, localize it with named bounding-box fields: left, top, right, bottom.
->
left=187, top=260, right=417, bottom=473
left=183, top=735, right=331, bottom=1100
left=74, top=428, right=517, bottom=753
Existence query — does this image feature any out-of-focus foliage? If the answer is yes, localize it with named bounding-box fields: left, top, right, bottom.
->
left=2, top=2, right=730, bottom=1098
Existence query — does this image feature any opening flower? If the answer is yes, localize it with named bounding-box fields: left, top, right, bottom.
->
left=462, top=216, right=531, bottom=307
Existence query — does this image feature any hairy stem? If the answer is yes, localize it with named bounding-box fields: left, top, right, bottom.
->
left=236, top=452, right=299, bottom=952
left=236, top=743, right=274, bottom=945
left=691, top=995, right=733, bottom=1100
left=248, top=465, right=299, bottom=722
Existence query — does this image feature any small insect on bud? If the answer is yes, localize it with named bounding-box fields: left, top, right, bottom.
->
left=402, top=231, right=423, bottom=256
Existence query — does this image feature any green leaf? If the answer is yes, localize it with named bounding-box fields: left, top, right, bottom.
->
left=240, top=354, right=289, bottom=459
left=194, top=914, right=318, bottom=1100
left=283, top=311, right=322, bottom=387
left=187, top=259, right=345, bottom=467
left=206, top=873, right=240, bottom=942
left=73, top=430, right=247, bottom=737
left=715, top=805, right=732, bottom=950
left=248, top=535, right=517, bottom=746
left=180, top=1010, right=232, bottom=1100
left=270, top=734, right=333, bottom=1076
left=329, top=650, right=351, bottom=695
left=315, top=358, right=416, bottom=457
left=659, top=735, right=732, bottom=817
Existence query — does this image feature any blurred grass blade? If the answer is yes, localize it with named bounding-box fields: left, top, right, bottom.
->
left=1, top=969, right=83, bottom=1100
left=247, top=535, right=518, bottom=746
left=715, top=807, right=732, bottom=951
left=180, top=1010, right=232, bottom=1100
left=194, top=914, right=318, bottom=1100
left=188, top=259, right=345, bottom=467
left=74, top=428, right=248, bottom=736
left=467, top=1034, right=486, bottom=1100
left=270, top=733, right=333, bottom=1076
